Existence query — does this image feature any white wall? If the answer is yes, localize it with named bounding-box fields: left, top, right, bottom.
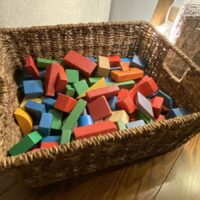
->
left=0, top=0, right=111, bottom=28
left=109, top=0, right=158, bottom=21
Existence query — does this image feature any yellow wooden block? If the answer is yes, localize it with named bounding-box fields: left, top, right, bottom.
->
left=77, top=77, right=107, bottom=99
left=96, top=56, right=110, bottom=77
left=14, top=108, right=33, bottom=136
left=105, top=110, right=129, bottom=124
left=20, top=97, right=42, bottom=109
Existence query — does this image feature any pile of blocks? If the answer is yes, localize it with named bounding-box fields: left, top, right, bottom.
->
left=8, top=50, right=188, bottom=156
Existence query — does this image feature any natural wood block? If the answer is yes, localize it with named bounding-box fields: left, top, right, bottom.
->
left=96, top=56, right=110, bottom=77
left=105, top=110, right=129, bottom=124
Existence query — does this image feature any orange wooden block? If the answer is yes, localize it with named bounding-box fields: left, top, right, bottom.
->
left=74, top=121, right=117, bottom=139
left=86, top=85, right=119, bottom=101
left=117, top=89, right=129, bottom=100
left=110, top=68, right=144, bottom=82
left=117, top=95, right=136, bottom=114
left=54, top=93, right=77, bottom=113
left=120, top=61, right=130, bottom=71
left=109, top=55, right=121, bottom=66
left=44, top=63, right=59, bottom=96
left=55, top=64, right=68, bottom=92
left=25, top=55, right=39, bottom=79
left=41, top=142, right=59, bottom=148
left=151, top=96, right=164, bottom=118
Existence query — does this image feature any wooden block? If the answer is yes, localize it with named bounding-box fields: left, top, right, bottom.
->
left=78, top=114, right=94, bottom=126
left=8, top=131, right=43, bottom=156
left=122, top=57, right=132, bottom=62
left=131, top=55, right=146, bottom=69
left=156, top=90, right=174, bottom=108
left=117, top=95, right=136, bottom=114
left=20, top=97, right=42, bottom=110
left=55, top=64, right=68, bottom=92
left=120, top=61, right=130, bottom=71
left=64, top=50, right=96, bottom=77
left=48, top=109, right=63, bottom=131
left=25, top=100, right=46, bottom=122
left=44, top=63, right=59, bottom=97
left=88, top=77, right=101, bottom=85
left=23, top=80, right=43, bottom=98
left=41, top=142, right=59, bottom=148
left=105, top=110, right=129, bottom=124
left=116, top=80, right=135, bottom=89
left=87, top=96, right=112, bottom=121
left=151, top=96, right=164, bottom=118
left=60, top=130, right=72, bottom=144
left=74, top=121, right=117, bottom=139
left=77, top=77, right=107, bottom=99
left=155, top=114, right=165, bottom=121
left=108, top=96, right=118, bottom=111
left=36, top=57, right=58, bottom=68
left=25, top=55, right=39, bottom=79
left=109, top=55, right=121, bottom=66
left=66, top=69, right=79, bottom=83
left=110, top=68, right=144, bottom=82
left=135, top=92, right=154, bottom=119
left=62, top=99, right=87, bottom=130
left=42, top=98, right=56, bottom=111
left=42, top=136, right=60, bottom=143
left=126, top=120, right=145, bottom=129
left=14, top=108, right=33, bottom=136
left=117, top=89, right=129, bottom=100
left=54, top=93, right=77, bottom=113
left=117, top=120, right=126, bottom=131
left=96, top=56, right=110, bottom=77
left=65, top=84, right=75, bottom=97
left=73, top=80, right=89, bottom=96
left=136, top=111, right=153, bottom=124
left=38, top=113, right=53, bottom=136
left=86, top=85, right=119, bottom=101
left=167, top=108, right=188, bottom=118
left=87, top=56, right=97, bottom=63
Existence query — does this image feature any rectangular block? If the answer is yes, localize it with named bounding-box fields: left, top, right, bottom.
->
left=36, top=57, right=58, bottom=68
left=122, top=57, right=132, bottom=62
left=64, top=50, right=96, bottom=77
left=48, top=109, right=63, bottom=130
left=87, top=96, right=112, bottom=121
left=116, top=80, right=135, bottom=89
left=25, top=55, right=39, bottom=79
left=120, top=61, right=130, bottom=71
left=66, top=69, right=79, bottom=83
left=109, top=55, right=121, bottom=66
left=108, top=96, right=118, bottom=111
left=117, top=89, right=129, bottom=100
left=73, top=80, right=89, bottom=96
left=117, top=95, right=136, bottom=114
left=86, top=85, right=119, bottom=101
left=131, top=55, right=146, bottom=69
left=117, top=120, right=126, bottom=131
left=20, top=97, right=42, bottom=110
left=65, top=84, right=75, bottom=97
left=150, top=96, right=164, bottom=118
left=23, top=80, right=43, bottom=98
left=41, top=142, right=59, bottom=148
left=62, top=99, right=87, bottom=130
left=42, top=98, right=56, bottom=111
left=42, top=136, right=61, bottom=143
left=96, top=56, right=110, bottom=77
left=8, top=131, right=42, bottom=156
left=105, top=110, right=129, bottom=124
left=167, top=108, right=188, bottom=118
left=74, top=121, right=117, bottom=139
left=55, top=64, right=68, bottom=92
left=60, top=130, right=72, bottom=144
left=39, top=113, right=53, bottom=136
left=126, top=120, right=145, bottom=129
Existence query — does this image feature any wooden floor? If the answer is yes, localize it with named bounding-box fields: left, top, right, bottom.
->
left=1, top=134, right=200, bottom=200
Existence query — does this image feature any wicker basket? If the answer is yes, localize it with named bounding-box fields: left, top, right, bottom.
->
left=0, top=21, right=200, bottom=187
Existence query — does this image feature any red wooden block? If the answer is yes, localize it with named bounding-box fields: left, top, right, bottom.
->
left=44, top=63, right=59, bottom=96
left=120, top=61, right=130, bottom=71
left=155, top=114, right=165, bottom=121
left=64, top=50, right=97, bottom=77
left=117, top=95, right=136, bottom=114
left=74, top=121, right=117, bottom=139
left=87, top=96, right=112, bottom=121
left=151, top=96, right=164, bottom=117
left=129, top=75, right=158, bottom=99
left=41, top=142, right=59, bottom=148
left=55, top=64, right=68, bottom=92
left=25, top=55, right=40, bottom=79
left=86, top=85, right=119, bottom=101
left=54, top=93, right=77, bottom=113
left=109, top=55, right=121, bottom=66
left=117, top=89, right=129, bottom=100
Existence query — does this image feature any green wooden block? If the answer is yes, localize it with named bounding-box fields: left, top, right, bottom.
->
left=73, top=80, right=89, bottom=96
left=136, top=111, right=153, bottom=124
left=66, top=69, right=79, bottom=83
left=8, top=131, right=42, bottom=156
left=62, top=99, right=87, bottom=130
left=48, top=109, right=63, bottom=130
left=65, top=84, right=75, bottom=97
left=117, top=80, right=135, bottom=89
left=117, top=120, right=126, bottom=130
left=36, top=58, right=59, bottom=68
left=88, top=77, right=101, bottom=85
left=60, top=130, right=71, bottom=144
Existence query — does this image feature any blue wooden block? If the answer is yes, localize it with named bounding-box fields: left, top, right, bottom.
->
left=167, top=108, right=188, bottom=118
left=131, top=55, right=146, bottom=69
left=126, top=120, right=145, bottom=129
left=109, top=66, right=121, bottom=72
left=25, top=100, right=46, bottom=122
left=39, top=113, right=53, bottom=136
left=78, top=114, right=94, bottom=126
left=156, top=90, right=174, bottom=108
left=23, top=80, right=43, bottom=98
left=42, top=135, right=61, bottom=143
left=108, top=96, right=118, bottom=111
left=87, top=56, right=97, bottom=63
left=42, top=98, right=56, bottom=111
left=122, top=57, right=132, bottom=62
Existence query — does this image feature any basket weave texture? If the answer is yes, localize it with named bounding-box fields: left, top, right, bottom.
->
left=0, top=21, right=200, bottom=187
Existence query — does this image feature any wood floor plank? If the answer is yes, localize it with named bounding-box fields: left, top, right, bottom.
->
left=155, top=134, right=200, bottom=200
